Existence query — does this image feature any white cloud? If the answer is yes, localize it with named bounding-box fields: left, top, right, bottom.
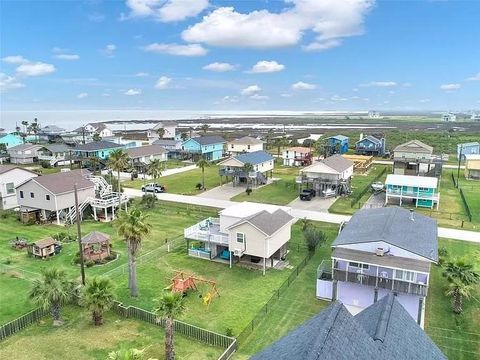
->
left=2, top=55, right=29, bottom=64
left=330, top=95, right=347, bottom=101
left=101, top=44, right=116, bottom=57
left=136, top=72, right=150, bottom=77
left=281, top=93, right=292, bottom=97
left=419, top=99, right=430, bottom=103
left=88, top=12, right=106, bottom=22
left=360, top=81, right=397, bottom=87
left=203, top=62, right=235, bottom=72
left=77, top=92, right=88, bottom=99
left=241, top=84, right=261, bottom=96
left=54, top=54, right=80, bottom=60
left=292, top=81, right=316, bottom=90
left=249, top=60, right=285, bottom=73
left=124, top=88, right=142, bottom=95
left=0, top=73, right=25, bottom=92
left=182, top=0, right=374, bottom=50
left=52, top=47, right=69, bottom=53
left=155, top=76, right=172, bottom=89
left=143, top=43, right=207, bottom=56
left=222, top=95, right=239, bottom=103
left=124, top=0, right=209, bottom=22
left=16, top=62, right=56, bottom=77
left=467, top=72, right=480, bottom=81
left=402, top=82, right=412, bottom=87
left=250, top=94, right=269, bottom=100
left=440, top=83, right=461, bottom=91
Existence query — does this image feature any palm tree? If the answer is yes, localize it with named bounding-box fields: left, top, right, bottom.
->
left=200, top=123, right=209, bottom=134
left=117, top=208, right=152, bottom=297
left=108, top=149, right=130, bottom=195
left=156, top=128, right=166, bottom=139
left=21, top=120, right=29, bottom=143
left=265, top=129, right=274, bottom=150
left=79, top=276, right=115, bottom=326
left=92, top=132, right=102, bottom=142
left=29, top=268, right=73, bottom=326
left=180, top=132, right=188, bottom=141
left=154, top=292, right=186, bottom=360
left=442, top=258, right=480, bottom=285
left=146, top=159, right=163, bottom=183
left=242, top=162, right=254, bottom=190
left=445, top=280, right=474, bottom=314
left=28, top=118, right=40, bottom=143
left=196, top=158, right=210, bottom=190
left=89, top=155, right=101, bottom=175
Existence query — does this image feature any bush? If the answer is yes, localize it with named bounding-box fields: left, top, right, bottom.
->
left=105, top=252, right=117, bottom=261
left=140, top=194, right=158, bottom=209
left=246, top=188, right=253, bottom=196
left=225, top=328, right=234, bottom=337
left=0, top=210, right=12, bottom=219
left=195, top=183, right=203, bottom=190
left=85, top=260, right=95, bottom=268
left=303, top=227, right=326, bottom=252
left=40, top=160, right=51, bottom=169
left=52, top=231, right=76, bottom=243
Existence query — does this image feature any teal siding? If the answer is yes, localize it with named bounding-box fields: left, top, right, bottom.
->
left=182, top=139, right=224, bottom=160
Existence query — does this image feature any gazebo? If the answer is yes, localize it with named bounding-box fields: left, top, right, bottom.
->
left=81, top=231, right=111, bottom=261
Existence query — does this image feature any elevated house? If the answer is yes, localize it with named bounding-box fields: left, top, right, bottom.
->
left=37, top=144, right=71, bottom=167
left=0, top=165, right=38, bottom=210
left=126, top=145, right=168, bottom=169
left=368, top=110, right=381, bottom=118
left=7, top=143, right=43, bottom=164
left=326, top=135, right=349, bottom=155
left=227, top=136, right=264, bottom=156
left=147, top=121, right=178, bottom=142
left=0, top=133, right=23, bottom=149
left=152, top=139, right=183, bottom=159
left=442, top=113, right=456, bottom=122
left=316, top=207, right=438, bottom=327
left=471, top=113, right=480, bottom=121
left=457, top=142, right=480, bottom=160
left=74, top=140, right=124, bottom=161
left=464, top=154, right=480, bottom=180
left=16, top=169, right=128, bottom=225
left=393, top=140, right=442, bottom=177
left=385, top=174, right=439, bottom=209
left=181, top=135, right=225, bottom=161
left=218, top=150, right=274, bottom=187
left=355, top=134, right=386, bottom=156
left=251, top=293, right=445, bottom=360
left=282, top=147, right=313, bottom=167
left=298, top=154, right=354, bottom=196
left=74, top=123, right=113, bottom=138
left=184, top=202, right=294, bottom=275
left=38, top=125, right=66, bottom=142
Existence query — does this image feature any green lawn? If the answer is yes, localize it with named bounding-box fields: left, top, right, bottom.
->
left=0, top=306, right=223, bottom=360
left=328, top=165, right=389, bottom=214
left=122, top=165, right=222, bottom=195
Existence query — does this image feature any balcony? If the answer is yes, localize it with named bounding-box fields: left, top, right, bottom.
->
left=386, top=188, right=438, bottom=200
left=219, top=168, right=256, bottom=178
left=184, top=218, right=229, bottom=245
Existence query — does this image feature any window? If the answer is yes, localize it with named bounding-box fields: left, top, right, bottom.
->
left=349, top=262, right=369, bottom=270
left=418, top=187, right=429, bottom=192
left=236, top=232, right=245, bottom=243
left=46, top=195, right=50, bottom=201
left=30, top=192, right=34, bottom=198
left=395, top=270, right=415, bottom=282
left=247, top=145, right=251, bottom=150
left=5, top=182, right=15, bottom=195
left=231, top=144, right=234, bottom=149
left=20, top=191, right=24, bottom=199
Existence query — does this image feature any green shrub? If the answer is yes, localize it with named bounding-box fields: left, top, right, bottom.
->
left=85, top=260, right=95, bottom=267
left=303, top=227, right=326, bottom=252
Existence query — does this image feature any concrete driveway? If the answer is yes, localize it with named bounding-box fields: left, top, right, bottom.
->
left=196, top=184, right=246, bottom=200
left=362, top=191, right=386, bottom=209
left=288, top=196, right=337, bottom=212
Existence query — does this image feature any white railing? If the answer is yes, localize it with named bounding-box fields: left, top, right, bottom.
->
left=188, top=248, right=211, bottom=259
left=87, top=175, right=112, bottom=196
left=184, top=218, right=229, bottom=245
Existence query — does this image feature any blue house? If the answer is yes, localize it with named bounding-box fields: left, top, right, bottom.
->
left=355, top=134, right=386, bottom=156
left=457, top=142, right=480, bottom=160
left=0, top=134, right=24, bottom=149
left=74, top=140, right=124, bottom=160
left=326, top=135, right=349, bottom=155
left=182, top=135, right=225, bottom=161
left=385, top=174, right=439, bottom=209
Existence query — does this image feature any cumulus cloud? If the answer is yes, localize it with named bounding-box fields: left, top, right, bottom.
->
left=440, top=83, right=461, bottom=91
left=54, top=54, right=80, bottom=60
left=77, top=92, right=88, bottom=99
left=16, top=62, right=56, bottom=77
left=101, top=44, right=117, bottom=57
left=135, top=72, right=150, bottom=77
left=203, top=62, right=235, bottom=72
left=222, top=95, right=239, bottom=103
left=249, top=60, right=285, bottom=73
left=330, top=95, right=347, bottom=101
left=0, top=73, right=25, bottom=92
left=123, top=0, right=209, bottom=22
left=292, top=81, right=316, bottom=90
left=155, top=76, right=172, bottom=89
left=143, top=43, right=207, bottom=56
left=360, top=81, right=397, bottom=87
left=182, top=0, right=374, bottom=50
left=467, top=72, right=480, bottom=81
left=124, top=88, right=142, bottom=95
left=2, top=55, right=29, bottom=64
left=241, top=84, right=261, bottom=96
left=250, top=94, right=269, bottom=100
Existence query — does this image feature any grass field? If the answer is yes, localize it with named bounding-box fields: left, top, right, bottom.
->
left=122, top=165, right=222, bottom=195
left=0, top=306, right=223, bottom=360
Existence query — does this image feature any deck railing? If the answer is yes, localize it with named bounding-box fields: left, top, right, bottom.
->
left=184, top=218, right=229, bottom=244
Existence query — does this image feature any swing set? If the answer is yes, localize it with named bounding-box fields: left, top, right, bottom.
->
left=165, top=271, right=220, bottom=307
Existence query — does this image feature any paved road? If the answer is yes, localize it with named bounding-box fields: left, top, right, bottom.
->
left=123, top=188, right=480, bottom=243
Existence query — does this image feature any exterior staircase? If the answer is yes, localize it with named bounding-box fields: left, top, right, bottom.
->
left=256, top=172, right=268, bottom=185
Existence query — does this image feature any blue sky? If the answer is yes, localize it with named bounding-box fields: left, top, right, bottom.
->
left=1, top=0, right=479, bottom=116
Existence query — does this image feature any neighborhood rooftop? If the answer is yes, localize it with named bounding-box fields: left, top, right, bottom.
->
left=81, top=231, right=110, bottom=245
left=230, top=136, right=264, bottom=145
left=328, top=135, right=349, bottom=141
left=190, top=135, right=225, bottom=145
left=125, top=144, right=167, bottom=158
left=229, top=209, right=293, bottom=236
left=302, top=154, right=353, bottom=174
left=233, top=150, right=274, bottom=165
left=333, top=207, right=438, bottom=262
left=7, top=143, right=41, bottom=151
left=33, top=237, right=56, bottom=249
left=0, top=164, right=36, bottom=175
left=286, top=147, right=311, bottom=153
left=24, top=169, right=94, bottom=195
left=385, top=174, right=438, bottom=188
left=394, top=140, right=433, bottom=153
left=75, top=140, right=123, bottom=151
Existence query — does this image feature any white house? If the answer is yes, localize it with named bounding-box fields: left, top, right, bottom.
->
left=184, top=202, right=294, bottom=275
left=227, top=136, right=264, bottom=156
left=125, top=145, right=168, bottom=166
left=282, top=147, right=313, bottom=166
left=385, top=174, right=439, bottom=209
left=147, top=121, right=177, bottom=142
left=0, top=165, right=38, bottom=210
left=218, top=150, right=274, bottom=187
left=442, top=113, right=456, bottom=122
left=7, top=143, right=44, bottom=164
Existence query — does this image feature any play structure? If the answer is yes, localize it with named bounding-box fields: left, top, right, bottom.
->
left=165, top=271, right=220, bottom=307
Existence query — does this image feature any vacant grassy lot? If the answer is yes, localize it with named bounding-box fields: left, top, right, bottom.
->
left=0, top=306, right=222, bottom=360
left=122, top=165, right=222, bottom=195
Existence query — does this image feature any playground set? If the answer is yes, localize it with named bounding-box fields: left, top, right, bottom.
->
left=165, top=271, right=220, bottom=307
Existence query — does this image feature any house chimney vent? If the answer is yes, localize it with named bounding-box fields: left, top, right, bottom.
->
left=410, top=209, right=414, bottom=221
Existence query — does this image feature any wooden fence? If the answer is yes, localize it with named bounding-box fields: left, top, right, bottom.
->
left=0, top=307, right=49, bottom=341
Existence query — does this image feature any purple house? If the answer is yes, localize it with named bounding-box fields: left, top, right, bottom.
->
left=317, top=207, right=438, bottom=328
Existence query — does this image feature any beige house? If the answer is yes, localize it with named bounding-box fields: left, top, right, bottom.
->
left=147, top=121, right=177, bottom=142
left=7, top=143, right=43, bottom=164
left=464, top=154, right=480, bottom=180
left=0, top=165, right=38, bottom=210
left=126, top=145, right=168, bottom=166
left=218, top=150, right=274, bottom=187
left=282, top=147, right=313, bottom=166
left=227, top=136, right=264, bottom=156
left=393, top=140, right=442, bottom=176
left=184, top=203, right=294, bottom=275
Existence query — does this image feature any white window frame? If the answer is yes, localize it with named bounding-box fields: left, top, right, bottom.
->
left=236, top=232, right=245, bottom=244
left=349, top=262, right=369, bottom=270
left=5, top=182, right=15, bottom=195
left=394, top=269, right=416, bottom=282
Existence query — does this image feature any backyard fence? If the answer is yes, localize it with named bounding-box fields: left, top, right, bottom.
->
left=0, top=307, right=49, bottom=341
left=459, top=188, right=472, bottom=222
left=451, top=172, right=458, bottom=188
left=350, top=167, right=387, bottom=208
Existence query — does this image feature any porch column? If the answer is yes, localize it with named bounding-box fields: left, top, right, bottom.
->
left=112, top=204, right=115, bottom=220
left=417, top=297, right=424, bottom=326
left=56, top=210, right=60, bottom=225
left=271, top=257, right=274, bottom=268
left=229, top=252, right=232, bottom=268
left=93, top=206, right=97, bottom=221
left=374, top=288, right=378, bottom=303
left=263, top=257, right=266, bottom=276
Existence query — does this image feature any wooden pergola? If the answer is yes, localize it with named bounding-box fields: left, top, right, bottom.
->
left=342, top=154, right=373, bottom=174
left=81, top=231, right=111, bottom=261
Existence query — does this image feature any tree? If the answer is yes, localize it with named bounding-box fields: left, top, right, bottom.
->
left=117, top=208, right=152, bottom=297
left=315, top=138, right=328, bottom=159
left=442, top=257, right=480, bottom=285
left=303, top=227, right=326, bottom=252
left=92, top=132, right=102, bottom=142
left=180, top=132, right=188, bottom=141
left=445, top=280, right=474, bottom=314
left=79, top=276, right=115, bottom=326
left=301, top=217, right=311, bottom=231
left=21, top=120, right=29, bottom=143
left=274, top=136, right=288, bottom=158
left=200, top=123, right=209, bottom=134
left=265, top=129, right=274, bottom=150
left=242, top=162, right=254, bottom=191
left=156, top=128, right=166, bottom=139
left=154, top=292, right=186, bottom=360
left=196, top=158, right=210, bottom=190
left=29, top=268, right=73, bottom=326
left=146, top=159, right=163, bottom=183
left=28, top=118, right=40, bottom=143
left=89, top=155, right=101, bottom=175
left=108, top=149, right=130, bottom=196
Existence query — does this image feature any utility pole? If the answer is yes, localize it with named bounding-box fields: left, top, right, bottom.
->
left=74, top=184, right=86, bottom=285
left=456, top=145, right=462, bottom=188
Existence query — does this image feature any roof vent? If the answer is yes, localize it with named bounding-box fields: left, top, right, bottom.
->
left=409, top=209, right=414, bottom=221
left=376, top=247, right=385, bottom=256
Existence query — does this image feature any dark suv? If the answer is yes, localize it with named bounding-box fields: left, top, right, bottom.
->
left=299, top=189, right=316, bottom=201
left=141, top=183, right=166, bottom=193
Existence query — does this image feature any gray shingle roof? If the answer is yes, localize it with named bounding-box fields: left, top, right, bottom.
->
left=152, top=139, right=181, bottom=146
left=7, top=143, right=42, bottom=152
left=0, top=165, right=37, bottom=175
left=251, top=294, right=446, bottom=360
left=333, top=207, right=438, bottom=262
left=234, top=150, right=273, bottom=166
left=322, top=154, right=354, bottom=173
left=42, top=144, right=70, bottom=153
left=75, top=140, right=123, bottom=151
left=230, top=136, right=264, bottom=145
left=125, top=145, right=167, bottom=158
left=393, top=140, right=433, bottom=154
left=22, top=169, right=94, bottom=195
left=357, top=135, right=382, bottom=145
left=81, top=231, right=110, bottom=245
left=190, top=135, right=225, bottom=145
left=229, top=209, right=293, bottom=236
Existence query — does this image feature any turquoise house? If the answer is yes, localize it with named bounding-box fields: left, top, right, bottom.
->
left=385, top=174, right=439, bottom=209
left=0, top=134, right=24, bottom=149
left=182, top=136, right=225, bottom=161
left=74, top=140, right=124, bottom=160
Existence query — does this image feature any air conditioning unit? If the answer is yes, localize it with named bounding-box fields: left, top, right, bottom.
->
left=375, top=247, right=385, bottom=256
left=233, top=249, right=243, bottom=257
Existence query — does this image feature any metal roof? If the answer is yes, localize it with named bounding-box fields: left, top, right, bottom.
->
left=385, top=174, right=438, bottom=188
left=75, top=140, right=123, bottom=151
left=125, top=145, right=167, bottom=158
left=188, top=135, right=225, bottom=145
left=233, top=150, right=274, bottom=166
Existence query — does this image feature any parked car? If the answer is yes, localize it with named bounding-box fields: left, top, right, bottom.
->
left=300, top=189, right=316, bottom=201
left=141, top=183, right=166, bottom=193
